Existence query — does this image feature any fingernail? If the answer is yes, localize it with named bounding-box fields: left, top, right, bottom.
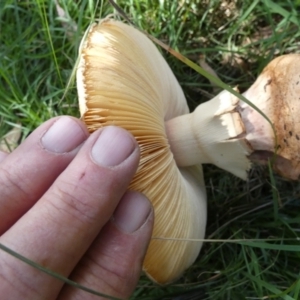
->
left=113, top=192, right=152, bottom=233
left=91, top=126, right=135, bottom=167
left=41, top=117, right=87, bottom=153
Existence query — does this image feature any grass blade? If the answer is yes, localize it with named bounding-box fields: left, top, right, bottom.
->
left=0, top=243, right=122, bottom=300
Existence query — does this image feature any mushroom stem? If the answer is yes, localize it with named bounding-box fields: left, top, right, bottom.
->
left=166, top=54, right=300, bottom=181
left=166, top=89, right=251, bottom=180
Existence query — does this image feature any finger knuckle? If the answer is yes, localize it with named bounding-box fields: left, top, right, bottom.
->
left=48, top=180, right=101, bottom=224
left=0, top=167, right=33, bottom=202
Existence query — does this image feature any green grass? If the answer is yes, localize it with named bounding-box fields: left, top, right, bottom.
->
left=1, top=0, right=300, bottom=299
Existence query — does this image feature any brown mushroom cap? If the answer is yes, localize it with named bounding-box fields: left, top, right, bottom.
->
left=240, top=54, right=300, bottom=180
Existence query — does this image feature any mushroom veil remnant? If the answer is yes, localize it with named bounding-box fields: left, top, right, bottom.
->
left=77, top=18, right=300, bottom=283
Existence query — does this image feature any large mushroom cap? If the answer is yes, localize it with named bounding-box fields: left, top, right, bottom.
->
left=76, top=19, right=207, bottom=284
left=240, top=54, right=300, bottom=180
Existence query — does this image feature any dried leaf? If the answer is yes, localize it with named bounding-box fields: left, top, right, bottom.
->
left=0, top=125, right=22, bottom=152
left=55, top=0, right=77, bottom=39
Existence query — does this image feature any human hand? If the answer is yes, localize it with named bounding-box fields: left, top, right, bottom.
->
left=0, top=116, right=154, bottom=300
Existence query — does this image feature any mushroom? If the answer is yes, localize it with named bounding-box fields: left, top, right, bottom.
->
left=77, top=19, right=207, bottom=284
left=76, top=18, right=300, bottom=283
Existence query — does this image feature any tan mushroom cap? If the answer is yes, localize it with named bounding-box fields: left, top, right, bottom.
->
left=240, top=54, right=300, bottom=180
left=76, top=19, right=207, bottom=284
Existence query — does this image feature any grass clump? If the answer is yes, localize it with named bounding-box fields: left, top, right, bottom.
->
left=1, top=0, right=300, bottom=299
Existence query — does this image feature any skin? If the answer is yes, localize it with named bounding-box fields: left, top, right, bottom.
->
left=0, top=116, right=154, bottom=300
